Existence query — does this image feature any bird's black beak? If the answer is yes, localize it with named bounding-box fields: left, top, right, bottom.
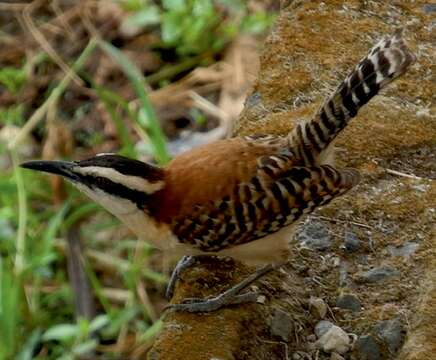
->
left=20, top=160, right=78, bottom=181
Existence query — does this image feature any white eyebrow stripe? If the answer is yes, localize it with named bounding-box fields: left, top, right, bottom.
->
left=74, top=166, right=164, bottom=193
left=96, top=152, right=116, bottom=157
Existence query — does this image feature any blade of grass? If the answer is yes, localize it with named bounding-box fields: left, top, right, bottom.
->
left=98, top=41, right=170, bottom=164
left=92, top=84, right=136, bottom=157
left=145, top=53, right=211, bottom=85
left=41, top=203, right=69, bottom=259
left=83, top=257, right=112, bottom=314
left=29, top=203, right=69, bottom=315
left=11, top=150, right=27, bottom=275
left=8, top=38, right=97, bottom=150
left=66, top=227, right=96, bottom=321
left=81, top=73, right=138, bottom=121
left=86, top=249, right=167, bottom=285
left=138, top=318, right=162, bottom=342
left=63, top=203, right=101, bottom=230
left=0, top=258, right=20, bottom=358
left=16, top=328, right=42, bottom=360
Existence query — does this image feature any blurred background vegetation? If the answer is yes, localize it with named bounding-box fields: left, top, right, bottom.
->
left=0, top=0, right=277, bottom=358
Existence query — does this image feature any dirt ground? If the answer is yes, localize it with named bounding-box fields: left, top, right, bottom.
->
left=150, top=1, right=435, bottom=359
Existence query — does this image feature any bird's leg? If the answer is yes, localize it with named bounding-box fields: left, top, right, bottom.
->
left=166, top=263, right=276, bottom=313
left=165, top=255, right=197, bottom=299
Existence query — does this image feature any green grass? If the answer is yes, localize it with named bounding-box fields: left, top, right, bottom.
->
left=99, top=40, right=171, bottom=164
left=0, top=154, right=167, bottom=358
left=0, top=41, right=168, bottom=358
left=0, top=2, right=275, bottom=358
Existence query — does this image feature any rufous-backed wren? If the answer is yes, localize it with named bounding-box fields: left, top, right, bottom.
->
left=22, top=30, right=415, bottom=312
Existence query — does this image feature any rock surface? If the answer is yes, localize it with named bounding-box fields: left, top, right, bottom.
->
left=315, top=321, right=351, bottom=354
left=387, top=242, right=419, bottom=258
left=356, top=266, right=401, bottom=283
left=150, top=2, right=436, bottom=359
left=336, top=293, right=361, bottom=312
left=343, top=231, right=361, bottom=252
left=270, top=308, right=294, bottom=341
left=373, top=317, right=405, bottom=354
left=296, top=220, right=331, bottom=251
left=315, top=320, right=334, bottom=338
left=355, top=335, right=381, bottom=360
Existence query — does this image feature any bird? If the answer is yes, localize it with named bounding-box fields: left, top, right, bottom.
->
left=21, top=30, right=415, bottom=312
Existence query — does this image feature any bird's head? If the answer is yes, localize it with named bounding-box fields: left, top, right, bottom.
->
left=21, top=154, right=165, bottom=217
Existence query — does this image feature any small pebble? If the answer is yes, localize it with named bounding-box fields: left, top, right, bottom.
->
left=387, top=242, right=419, bottom=258
left=297, top=220, right=331, bottom=251
left=315, top=320, right=334, bottom=338
left=354, top=335, right=381, bottom=360
left=339, top=261, right=349, bottom=287
left=343, top=231, right=361, bottom=252
left=373, top=317, right=405, bottom=353
left=245, top=91, right=263, bottom=107
left=336, top=293, right=361, bottom=312
left=309, top=297, right=327, bottom=319
left=332, top=256, right=341, bottom=267
left=256, top=295, right=267, bottom=304
left=270, top=308, right=294, bottom=342
left=356, top=266, right=400, bottom=283
left=315, top=321, right=351, bottom=354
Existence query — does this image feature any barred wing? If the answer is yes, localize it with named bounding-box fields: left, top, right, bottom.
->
left=170, top=163, right=359, bottom=252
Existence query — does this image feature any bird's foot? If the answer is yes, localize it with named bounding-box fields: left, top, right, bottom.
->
left=166, top=292, right=259, bottom=312
left=165, top=263, right=274, bottom=313
left=165, top=255, right=196, bottom=300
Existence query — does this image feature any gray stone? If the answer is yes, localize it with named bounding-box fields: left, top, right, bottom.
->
left=297, top=221, right=331, bottom=251
left=270, top=308, right=294, bottom=341
left=357, top=266, right=400, bottom=283
left=315, top=320, right=334, bottom=338
left=315, top=322, right=351, bottom=354
left=373, top=317, right=405, bottom=353
left=387, top=242, right=419, bottom=258
left=245, top=92, right=262, bottom=107
left=339, top=261, right=349, bottom=287
left=355, top=335, right=381, bottom=360
left=343, top=231, right=360, bottom=252
left=336, top=294, right=361, bottom=312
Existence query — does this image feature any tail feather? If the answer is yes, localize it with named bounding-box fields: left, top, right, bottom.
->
left=289, top=29, right=416, bottom=165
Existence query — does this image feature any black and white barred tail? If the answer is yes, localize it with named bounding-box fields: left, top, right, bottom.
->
left=289, top=29, right=416, bottom=165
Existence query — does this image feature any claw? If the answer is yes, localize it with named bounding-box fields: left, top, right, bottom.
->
left=180, top=297, right=205, bottom=304
left=165, top=256, right=196, bottom=299
left=166, top=291, right=259, bottom=313
left=165, top=263, right=276, bottom=313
